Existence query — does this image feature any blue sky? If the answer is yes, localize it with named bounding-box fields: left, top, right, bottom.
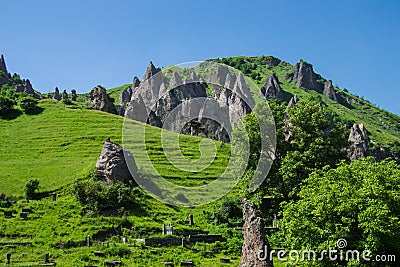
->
left=1, top=0, right=399, bottom=114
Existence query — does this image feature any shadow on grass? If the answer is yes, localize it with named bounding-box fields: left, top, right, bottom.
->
left=0, top=109, right=22, bottom=120
left=25, top=106, right=44, bottom=115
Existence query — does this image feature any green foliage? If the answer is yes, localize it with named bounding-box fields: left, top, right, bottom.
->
left=73, top=179, right=135, bottom=215
left=280, top=158, right=400, bottom=266
left=278, top=100, right=348, bottom=197
left=25, top=179, right=40, bottom=199
left=20, top=95, right=38, bottom=113
left=0, top=95, right=15, bottom=114
left=205, top=197, right=242, bottom=226
left=0, top=193, right=14, bottom=208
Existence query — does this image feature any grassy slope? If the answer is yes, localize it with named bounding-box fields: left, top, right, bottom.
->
left=211, top=56, right=400, bottom=147
left=0, top=99, right=230, bottom=196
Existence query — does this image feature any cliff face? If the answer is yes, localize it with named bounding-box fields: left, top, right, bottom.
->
left=125, top=61, right=253, bottom=142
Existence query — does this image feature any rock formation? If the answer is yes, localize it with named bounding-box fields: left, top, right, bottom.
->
left=95, top=138, right=137, bottom=184
left=53, top=87, right=61, bottom=101
left=119, top=87, right=132, bottom=105
left=71, top=89, right=77, bottom=101
left=0, top=54, right=8, bottom=74
left=348, top=123, right=370, bottom=160
left=89, top=85, right=118, bottom=114
left=323, top=80, right=337, bottom=102
left=142, top=61, right=161, bottom=82
left=261, top=56, right=281, bottom=67
left=260, top=73, right=283, bottom=99
left=132, top=76, right=140, bottom=89
left=126, top=61, right=253, bottom=142
left=291, top=59, right=324, bottom=92
left=286, top=94, right=299, bottom=109
left=239, top=198, right=273, bottom=267
left=62, top=89, right=68, bottom=100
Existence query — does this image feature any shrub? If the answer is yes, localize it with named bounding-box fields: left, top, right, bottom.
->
left=0, top=95, right=15, bottom=114
left=20, top=96, right=38, bottom=113
left=25, top=179, right=40, bottom=199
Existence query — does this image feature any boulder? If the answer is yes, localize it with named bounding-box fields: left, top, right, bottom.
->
left=323, top=80, right=337, bottom=102
left=348, top=123, right=370, bottom=160
left=239, top=198, right=273, bottom=267
left=260, top=73, right=283, bottom=99
left=53, top=87, right=61, bottom=101
left=292, top=60, right=324, bottom=92
left=71, top=89, right=77, bottom=101
left=95, top=138, right=137, bottom=184
left=89, top=85, right=118, bottom=114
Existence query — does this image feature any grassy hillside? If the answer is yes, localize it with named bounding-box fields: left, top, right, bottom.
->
left=0, top=99, right=230, bottom=197
left=211, top=56, right=400, bottom=148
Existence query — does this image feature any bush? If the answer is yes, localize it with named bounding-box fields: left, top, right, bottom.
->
left=72, top=179, right=134, bottom=215
left=20, top=96, right=38, bottom=113
left=25, top=179, right=40, bottom=199
left=0, top=95, right=15, bottom=114
left=205, top=197, right=242, bottom=226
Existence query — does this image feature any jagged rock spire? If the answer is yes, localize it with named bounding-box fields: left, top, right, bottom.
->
left=260, top=73, right=283, bottom=99
left=292, top=59, right=324, bottom=92
left=0, top=54, right=7, bottom=74
left=141, top=61, right=161, bottom=82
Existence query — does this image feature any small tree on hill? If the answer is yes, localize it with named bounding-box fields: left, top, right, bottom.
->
left=25, top=179, right=40, bottom=199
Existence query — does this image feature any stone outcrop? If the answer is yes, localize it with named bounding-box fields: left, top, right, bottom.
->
left=239, top=198, right=273, bottom=267
left=14, top=79, right=40, bottom=98
left=119, top=87, right=132, bottom=105
left=261, top=56, right=281, bottom=67
left=126, top=61, right=253, bottom=142
left=0, top=54, right=7, bottom=74
left=142, top=61, right=161, bottom=82
left=89, top=85, right=118, bottom=114
left=0, top=55, right=41, bottom=99
left=132, top=76, right=140, bottom=89
left=260, top=73, right=283, bottom=99
left=53, top=87, right=61, bottom=101
left=286, top=95, right=299, bottom=109
left=348, top=123, right=370, bottom=160
left=71, top=89, right=77, bottom=101
left=95, top=138, right=137, bottom=184
left=323, top=80, right=337, bottom=102
left=291, top=59, right=324, bottom=92
left=62, top=89, right=68, bottom=100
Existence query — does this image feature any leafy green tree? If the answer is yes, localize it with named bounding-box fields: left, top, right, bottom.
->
left=280, top=158, right=400, bottom=266
left=245, top=99, right=348, bottom=199
left=25, top=179, right=40, bottom=199
left=20, top=96, right=38, bottom=113
left=279, top=100, right=348, bottom=198
left=0, top=95, right=14, bottom=114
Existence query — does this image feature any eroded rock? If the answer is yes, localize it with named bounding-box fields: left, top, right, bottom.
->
left=239, top=198, right=273, bottom=267
left=95, top=138, right=137, bottom=184
left=260, top=73, right=283, bottom=99
left=89, top=85, right=118, bottom=114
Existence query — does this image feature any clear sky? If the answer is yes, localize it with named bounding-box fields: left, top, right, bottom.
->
left=1, top=0, right=399, bottom=114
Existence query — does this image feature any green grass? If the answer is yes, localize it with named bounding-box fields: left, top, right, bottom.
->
left=0, top=99, right=231, bottom=197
